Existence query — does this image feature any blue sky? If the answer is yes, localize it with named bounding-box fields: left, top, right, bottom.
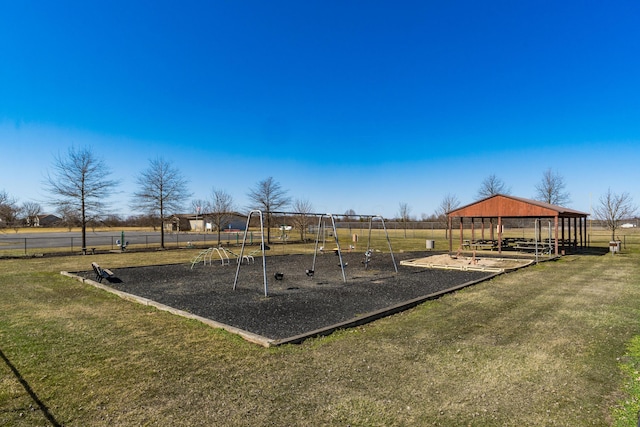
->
left=1, top=1, right=639, bottom=219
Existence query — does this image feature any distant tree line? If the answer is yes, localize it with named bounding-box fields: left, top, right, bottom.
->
left=0, top=148, right=637, bottom=244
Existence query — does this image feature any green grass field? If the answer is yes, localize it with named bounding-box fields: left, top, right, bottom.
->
left=2, top=235, right=640, bottom=425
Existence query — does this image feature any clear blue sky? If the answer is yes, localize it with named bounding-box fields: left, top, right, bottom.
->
left=1, top=1, right=639, bottom=219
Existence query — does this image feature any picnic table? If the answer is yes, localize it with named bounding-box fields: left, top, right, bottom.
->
left=462, top=240, right=499, bottom=251
left=513, top=240, right=551, bottom=254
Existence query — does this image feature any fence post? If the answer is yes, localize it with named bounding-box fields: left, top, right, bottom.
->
left=24, top=238, right=27, bottom=255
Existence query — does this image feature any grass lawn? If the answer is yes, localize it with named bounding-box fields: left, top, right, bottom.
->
left=1, top=246, right=640, bottom=425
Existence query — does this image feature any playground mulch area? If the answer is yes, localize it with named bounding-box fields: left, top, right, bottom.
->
left=76, top=251, right=496, bottom=345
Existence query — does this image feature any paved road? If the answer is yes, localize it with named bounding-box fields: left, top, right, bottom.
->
left=0, top=230, right=247, bottom=253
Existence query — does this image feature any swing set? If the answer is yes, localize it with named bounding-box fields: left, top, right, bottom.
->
left=232, top=210, right=398, bottom=297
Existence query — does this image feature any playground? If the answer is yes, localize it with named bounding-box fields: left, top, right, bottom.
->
left=74, top=251, right=495, bottom=345
left=68, top=211, right=552, bottom=345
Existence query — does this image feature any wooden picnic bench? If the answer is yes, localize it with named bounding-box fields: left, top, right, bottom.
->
left=513, top=241, right=551, bottom=254
left=462, top=240, right=498, bottom=251
left=91, top=262, right=114, bottom=283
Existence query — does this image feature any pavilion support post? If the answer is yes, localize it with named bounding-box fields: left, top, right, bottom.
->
left=481, top=218, right=485, bottom=241
left=471, top=217, right=475, bottom=242
left=537, top=218, right=542, bottom=242
left=554, top=216, right=559, bottom=256
left=561, top=218, right=566, bottom=254
left=576, top=218, right=580, bottom=249
left=579, top=217, right=583, bottom=249
left=573, top=217, right=578, bottom=250
left=567, top=217, right=572, bottom=252
left=490, top=218, right=494, bottom=241
left=498, top=216, right=503, bottom=253
left=448, top=216, right=453, bottom=253
left=459, top=218, right=464, bottom=250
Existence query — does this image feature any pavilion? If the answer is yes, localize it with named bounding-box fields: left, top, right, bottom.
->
left=447, top=194, right=589, bottom=256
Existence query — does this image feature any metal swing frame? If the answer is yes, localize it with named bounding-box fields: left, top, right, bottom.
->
left=233, top=210, right=269, bottom=297
left=365, top=215, right=398, bottom=273
left=233, top=210, right=399, bottom=294
left=310, top=213, right=398, bottom=282
left=311, top=213, right=347, bottom=283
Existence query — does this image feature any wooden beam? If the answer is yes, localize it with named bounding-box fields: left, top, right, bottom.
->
left=471, top=217, right=475, bottom=242
left=448, top=215, right=453, bottom=253
left=498, top=216, right=503, bottom=254
left=554, top=216, right=559, bottom=255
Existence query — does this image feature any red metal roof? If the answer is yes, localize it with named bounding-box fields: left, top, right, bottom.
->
left=448, top=194, right=589, bottom=219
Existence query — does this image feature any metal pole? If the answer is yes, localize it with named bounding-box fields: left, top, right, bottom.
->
left=329, top=214, right=347, bottom=283
left=233, top=210, right=268, bottom=297
left=367, top=215, right=398, bottom=273
left=312, top=215, right=323, bottom=273
left=534, top=219, right=539, bottom=263
left=377, top=215, right=398, bottom=273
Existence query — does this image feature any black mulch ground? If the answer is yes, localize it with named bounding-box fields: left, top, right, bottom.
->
left=78, top=251, right=494, bottom=342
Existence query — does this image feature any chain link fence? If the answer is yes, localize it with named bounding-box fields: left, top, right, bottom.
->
left=0, top=231, right=262, bottom=256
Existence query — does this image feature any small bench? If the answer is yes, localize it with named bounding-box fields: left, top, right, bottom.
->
left=91, top=262, right=114, bottom=283
left=463, top=241, right=498, bottom=251
left=514, top=242, right=551, bottom=254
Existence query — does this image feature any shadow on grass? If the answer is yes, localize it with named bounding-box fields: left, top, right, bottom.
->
left=0, top=348, right=61, bottom=427
left=576, top=247, right=611, bottom=256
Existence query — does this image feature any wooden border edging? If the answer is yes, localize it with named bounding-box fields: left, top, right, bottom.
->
left=61, top=270, right=502, bottom=347
left=60, top=271, right=274, bottom=347
left=270, top=271, right=502, bottom=346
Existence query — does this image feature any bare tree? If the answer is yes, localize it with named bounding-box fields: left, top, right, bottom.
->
left=191, top=199, right=210, bottom=215
left=0, top=190, right=20, bottom=231
left=45, top=146, right=119, bottom=253
left=0, top=190, right=11, bottom=206
left=398, top=202, right=412, bottom=238
left=291, top=198, right=314, bottom=242
left=247, top=177, right=290, bottom=244
left=435, top=193, right=461, bottom=219
left=209, top=188, right=235, bottom=246
left=343, top=208, right=357, bottom=221
left=535, top=168, right=570, bottom=206
left=0, top=190, right=19, bottom=229
left=132, top=157, right=191, bottom=248
left=476, top=174, right=511, bottom=199
left=21, top=201, right=42, bottom=227
left=434, top=193, right=461, bottom=238
left=191, top=199, right=210, bottom=232
left=57, top=205, right=81, bottom=231
left=593, top=188, right=637, bottom=241
left=421, top=212, right=437, bottom=221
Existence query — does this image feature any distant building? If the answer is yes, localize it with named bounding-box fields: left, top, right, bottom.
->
left=165, top=213, right=247, bottom=232
left=30, top=214, right=62, bottom=227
